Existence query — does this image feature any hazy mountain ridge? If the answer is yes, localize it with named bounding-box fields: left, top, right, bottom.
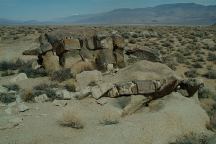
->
left=1, top=3, right=216, bottom=25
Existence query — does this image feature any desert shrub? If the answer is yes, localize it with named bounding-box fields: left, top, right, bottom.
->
left=198, top=87, right=216, bottom=99
left=64, top=84, right=76, bottom=92
left=131, top=33, right=139, bottom=38
left=207, top=53, right=216, bottom=62
left=192, top=62, right=203, bottom=68
left=0, top=59, right=25, bottom=71
left=128, top=38, right=136, bottom=44
left=0, top=93, right=16, bottom=103
left=196, top=56, right=205, bottom=62
left=3, top=84, right=20, bottom=91
left=176, top=53, right=186, bottom=64
left=58, top=108, right=84, bottom=129
left=20, top=89, right=34, bottom=102
left=19, top=67, right=47, bottom=78
left=204, top=70, right=216, bottom=79
left=1, top=70, right=16, bottom=77
left=122, top=33, right=130, bottom=39
left=170, top=133, right=210, bottom=144
left=51, top=68, right=72, bottom=82
left=184, top=69, right=198, bottom=78
left=161, top=42, right=171, bottom=47
left=32, top=83, right=58, bottom=100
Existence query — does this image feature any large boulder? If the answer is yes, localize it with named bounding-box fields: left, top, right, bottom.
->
left=95, top=49, right=116, bottom=70
left=74, top=92, right=211, bottom=144
left=109, top=60, right=180, bottom=84
left=76, top=70, right=103, bottom=89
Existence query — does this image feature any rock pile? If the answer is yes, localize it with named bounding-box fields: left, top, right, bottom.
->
left=24, top=31, right=126, bottom=74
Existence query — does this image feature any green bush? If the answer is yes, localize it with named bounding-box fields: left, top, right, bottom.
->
left=192, top=62, right=203, bottom=68
left=204, top=70, right=216, bottom=79
left=184, top=69, right=198, bottom=78
left=3, top=84, right=20, bottom=91
left=0, top=93, right=16, bottom=103
left=207, top=53, right=216, bottom=62
left=170, top=134, right=210, bottom=144
left=198, top=87, right=216, bottom=99
left=19, top=67, right=47, bottom=78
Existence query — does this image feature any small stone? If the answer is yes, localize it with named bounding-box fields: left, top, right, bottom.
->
left=96, top=98, right=109, bottom=105
left=10, top=73, right=28, bottom=83
left=56, top=89, right=72, bottom=100
left=53, top=100, right=68, bottom=107
left=34, top=94, right=49, bottom=103
left=73, top=87, right=91, bottom=100
left=91, top=83, right=113, bottom=99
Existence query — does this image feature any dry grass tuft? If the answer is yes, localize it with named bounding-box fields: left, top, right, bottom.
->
left=58, top=107, right=84, bottom=129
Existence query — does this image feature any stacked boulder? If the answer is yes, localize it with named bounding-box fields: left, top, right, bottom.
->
left=23, top=31, right=126, bottom=74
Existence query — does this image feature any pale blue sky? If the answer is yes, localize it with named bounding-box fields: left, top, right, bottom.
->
left=0, top=0, right=216, bottom=20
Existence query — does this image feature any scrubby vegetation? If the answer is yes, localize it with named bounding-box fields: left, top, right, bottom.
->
left=51, top=68, right=73, bottom=82
left=58, top=108, right=84, bottom=129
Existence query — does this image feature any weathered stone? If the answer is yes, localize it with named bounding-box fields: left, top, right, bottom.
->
left=114, top=49, right=125, bottom=68
left=76, top=70, right=102, bottom=89
left=10, top=73, right=28, bottom=83
left=85, top=36, right=97, bottom=50
left=80, top=47, right=95, bottom=60
left=108, top=76, right=179, bottom=99
left=95, top=49, right=116, bottom=70
left=34, top=94, right=49, bottom=103
left=91, top=83, right=113, bottom=99
left=126, top=47, right=162, bottom=63
left=112, top=34, right=125, bottom=49
left=40, top=42, right=53, bottom=54
left=42, top=51, right=60, bottom=74
left=96, top=34, right=113, bottom=49
left=63, top=38, right=81, bottom=51
left=116, top=82, right=138, bottom=96
left=133, top=80, right=156, bottom=94
left=60, top=50, right=81, bottom=67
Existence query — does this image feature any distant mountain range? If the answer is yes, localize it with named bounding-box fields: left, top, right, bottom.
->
left=1, top=3, right=216, bottom=25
